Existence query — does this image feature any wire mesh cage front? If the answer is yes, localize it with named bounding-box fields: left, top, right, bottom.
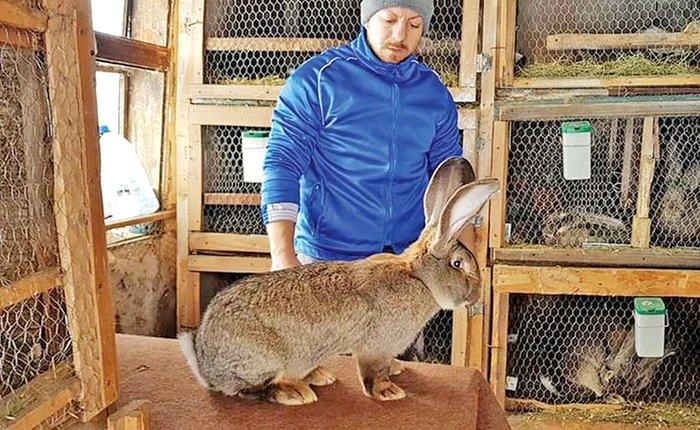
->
left=0, top=44, right=59, bottom=287
left=203, top=0, right=464, bottom=86
left=504, top=118, right=641, bottom=248
left=514, top=0, right=700, bottom=79
left=1, top=35, right=75, bottom=424
left=506, top=294, right=700, bottom=410
left=1, top=289, right=73, bottom=399
left=649, top=115, right=700, bottom=250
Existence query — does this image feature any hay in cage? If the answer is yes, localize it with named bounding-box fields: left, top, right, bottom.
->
left=510, top=402, right=700, bottom=429
left=516, top=54, right=700, bottom=79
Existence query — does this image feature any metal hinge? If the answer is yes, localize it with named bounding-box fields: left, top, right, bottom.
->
left=476, top=53, right=492, bottom=73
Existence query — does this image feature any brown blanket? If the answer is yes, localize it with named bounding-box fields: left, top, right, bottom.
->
left=115, top=334, right=510, bottom=429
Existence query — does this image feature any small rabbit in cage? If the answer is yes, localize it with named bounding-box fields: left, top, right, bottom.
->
left=541, top=327, right=677, bottom=404
left=178, top=158, right=500, bottom=405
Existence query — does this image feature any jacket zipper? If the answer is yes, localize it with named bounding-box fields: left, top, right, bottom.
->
left=386, top=81, right=399, bottom=247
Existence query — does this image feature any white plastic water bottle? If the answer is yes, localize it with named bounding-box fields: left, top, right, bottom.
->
left=99, top=126, right=160, bottom=222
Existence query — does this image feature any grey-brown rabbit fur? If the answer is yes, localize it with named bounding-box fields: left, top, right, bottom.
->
left=178, top=157, right=500, bottom=405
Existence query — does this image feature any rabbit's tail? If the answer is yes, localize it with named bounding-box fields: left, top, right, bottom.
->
left=178, top=331, right=210, bottom=389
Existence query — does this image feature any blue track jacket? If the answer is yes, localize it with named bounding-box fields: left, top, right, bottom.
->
left=261, top=27, right=462, bottom=261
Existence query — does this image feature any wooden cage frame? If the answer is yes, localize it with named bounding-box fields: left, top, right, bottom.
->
left=0, top=0, right=118, bottom=426
left=175, top=0, right=497, bottom=370
left=489, top=264, right=700, bottom=407
left=488, top=98, right=700, bottom=269
left=495, top=0, right=700, bottom=90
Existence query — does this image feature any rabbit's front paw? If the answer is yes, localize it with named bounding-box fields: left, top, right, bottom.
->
left=269, top=380, right=318, bottom=406
left=368, top=377, right=406, bottom=401
left=304, top=366, right=336, bottom=386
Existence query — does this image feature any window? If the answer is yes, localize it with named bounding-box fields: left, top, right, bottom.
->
left=91, top=0, right=173, bottom=245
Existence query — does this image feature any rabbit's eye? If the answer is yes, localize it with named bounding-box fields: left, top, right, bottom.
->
left=452, top=260, right=461, bottom=269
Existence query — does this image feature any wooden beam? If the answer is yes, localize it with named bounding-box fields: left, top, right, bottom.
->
left=107, top=400, right=151, bottom=430
left=203, top=193, right=261, bottom=206
left=175, top=0, right=205, bottom=331
left=189, top=105, right=272, bottom=126
left=105, top=209, right=176, bottom=230
left=190, top=84, right=281, bottom=101
left=188, top=103, right=479, bottom=129
left=0, top=23, right=40, bottom=50
left=188, top=255, right=271, bottom=273
left=189, top=233, right=270, bottom=253
left=492, top=264, right=700, bottom=297
left=499, top=0, right=517, bottom=86
left=0, top=268, right=61, bottom=310
left=0, top=0, right=48, bottom=32
left=95, top=32, right=170, bottom=72
left=205, top=37, right=460, bottom=57
left=2, top=364, right=80, bottom=430
left=493, top=247, right=700, bottom=269
left=547, top=32, right=700, bottom=51
left=206, top=37, right=342, bottom=52
left=44, top=3, right=118, bottom=419
left=513, top=75, right=700, bottom=89
left=497, top=97, right=700, bottom=121
left=631, top=117, right=658, bottom=248
left=190, top=84, right=475, bottom=104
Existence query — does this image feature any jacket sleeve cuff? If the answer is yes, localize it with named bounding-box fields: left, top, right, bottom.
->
left=261, top=202, right=299, bottom=225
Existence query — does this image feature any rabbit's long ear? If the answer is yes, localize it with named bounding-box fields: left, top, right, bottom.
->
left=432, top=178, right=500, bottom=249
left=424, top=157, right=476, bottom=226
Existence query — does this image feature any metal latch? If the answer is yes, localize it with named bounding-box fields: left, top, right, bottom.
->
left=476, top=53, right=492, bottom=73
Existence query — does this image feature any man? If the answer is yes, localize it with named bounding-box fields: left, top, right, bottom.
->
left=260, top=0, right=462, bottom=270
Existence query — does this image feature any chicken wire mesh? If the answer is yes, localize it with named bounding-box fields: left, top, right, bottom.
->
left=203, top=0, right=464, bottom=86
left=1, top=289, right=73, bottom=399
left=0, top=40, right=59, bottom=288
left=505, top=294, right=700, bottom=409
left=515, top=0, right=700, bottom=79
left=649, top=115, right=700, bottom=250
left=505, top=118, right=641, bottom=248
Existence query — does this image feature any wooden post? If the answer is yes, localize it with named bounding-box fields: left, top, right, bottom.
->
left=631, top=117, right=658, bottom=248
left=499, top=0, right=517, bottom=86
left=488, top=121, right=510, bottom=249
left=458, top=0, right=480, bottom=101
left=43, top=0, right=119, bottom=420
left=489, top=287, right=509, bottom=407
left=176, top=0, right=205, bottom=329
left=452, top=112, right=479, bottom=367
left=107, top=400, right=152, bottom=430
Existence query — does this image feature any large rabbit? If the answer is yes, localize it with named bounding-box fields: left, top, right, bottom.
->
left=541, top=326, right=676, bottom=404
left=178, top=157, right=500, bottom=405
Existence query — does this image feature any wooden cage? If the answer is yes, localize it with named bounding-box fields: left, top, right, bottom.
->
left=0, top=0, right=118, bottom=427
left=497, top=0, right=700, bottom=89
left=484, top=0, right=700, bottom=424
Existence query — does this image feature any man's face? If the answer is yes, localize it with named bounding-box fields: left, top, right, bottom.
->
left=364, top=7, right=424, bottom=64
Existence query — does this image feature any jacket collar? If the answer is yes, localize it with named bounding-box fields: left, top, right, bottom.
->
left=350, top=26, right=420, bottom=82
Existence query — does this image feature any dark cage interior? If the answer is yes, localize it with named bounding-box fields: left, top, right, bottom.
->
left=506, top=294, right=700, bottom=406
left=203, top=0, right=464, bottom=85
left=504, top=118, right=642, bottom=248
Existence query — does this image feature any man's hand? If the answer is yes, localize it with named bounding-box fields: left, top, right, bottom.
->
left=266, top=220, right=301, bottom=271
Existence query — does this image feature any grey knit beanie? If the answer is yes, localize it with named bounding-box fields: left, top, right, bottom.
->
left=360, top=0, right=434, bottom=33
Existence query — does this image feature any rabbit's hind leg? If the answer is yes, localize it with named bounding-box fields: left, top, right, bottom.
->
left=304, top=365, right=336, bottom=386
left=266, top=378, right=318, bottom=406
left=356, top=355, right=406, bottom=401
